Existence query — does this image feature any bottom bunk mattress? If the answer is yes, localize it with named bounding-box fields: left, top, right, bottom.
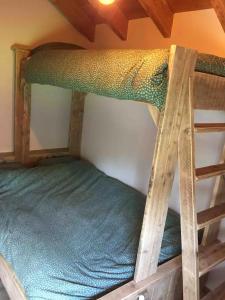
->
left=0, top=158, right=181, bottom=299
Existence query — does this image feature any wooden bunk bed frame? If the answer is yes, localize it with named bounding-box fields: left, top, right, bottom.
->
left=0, top=44, right=224, bottom=300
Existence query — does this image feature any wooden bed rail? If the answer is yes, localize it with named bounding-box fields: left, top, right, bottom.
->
left=193, top=72, right=225, bottom=111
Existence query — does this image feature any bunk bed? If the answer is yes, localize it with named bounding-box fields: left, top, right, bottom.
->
left=0, top=43, right=224, bottom=300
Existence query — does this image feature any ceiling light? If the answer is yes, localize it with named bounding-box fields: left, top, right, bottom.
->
left=98, top=0, right=115, bottom=5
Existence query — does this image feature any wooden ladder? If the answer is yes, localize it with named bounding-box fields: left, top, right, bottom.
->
left=178, top=80, right=225, bottom=299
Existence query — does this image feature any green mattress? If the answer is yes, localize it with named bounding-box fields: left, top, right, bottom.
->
left=24, top=48, right=225, bottom=110
left=0, top=158, right=181, bottom=299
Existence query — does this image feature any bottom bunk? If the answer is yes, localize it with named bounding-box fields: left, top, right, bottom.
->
left=0, top=158, right=181, bottom=299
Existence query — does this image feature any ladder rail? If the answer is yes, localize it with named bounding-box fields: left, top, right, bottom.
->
left=179, top=77, right=200, bottom=299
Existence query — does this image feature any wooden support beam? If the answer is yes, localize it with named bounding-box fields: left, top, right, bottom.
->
left=211, top=0, right=225, bottom=32
left=21, top=83, right=31, bottom=165
left=137, top=0, right=174, bottom=37
left=134, top=46, right=197, bottom=282
left=11, top=44, right=31, bottom=162
left=178, top=77, right=200, bottom=300
left=69, top=92, right=85, bottom=157
left=89, top=0, right=128, bottom=40
left=49, top=0, right=96, bottom=42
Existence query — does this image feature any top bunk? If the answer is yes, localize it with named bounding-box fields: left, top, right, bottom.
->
left=22, top=44, right=225, bottom=111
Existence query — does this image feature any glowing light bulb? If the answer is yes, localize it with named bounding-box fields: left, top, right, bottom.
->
left=98, top=0, right=115, bottom=5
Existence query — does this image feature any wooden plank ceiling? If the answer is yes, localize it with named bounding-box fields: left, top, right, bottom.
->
left=50, top=0, right=225, bottom=41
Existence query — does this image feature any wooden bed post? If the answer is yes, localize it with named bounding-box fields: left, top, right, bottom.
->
left=69, top=91, right=86, bottom=157
left=11, top=45, right=31, bottom=163
left=134, top=46, right=198, bottom=282
left=21, top=83, right=31, bottom=164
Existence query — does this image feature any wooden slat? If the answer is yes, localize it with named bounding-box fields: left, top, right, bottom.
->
left=197, top=203, right=225, bottom=230
left=194, top=123, right=225, bottom=133
left=137, top=0, right=174, bottom=37
left=211, top=0, right=225, bottom=32
left=49, top=0, right=96, bottom=42
left=0, top=152, right=15, bottom=162
left=202, top=144, right=225, bottom=246
left=29, top=148, right=69, bottom=159
left=99, top=256, right=182, bottom=300
left=69, top=92, right=85, bottom=157
left=196, top=163, right=225, bottom=181
left=134, top=46, right=197, bottom=282
left=199, top=242, right=225, bottom=276
left=193, top=72, right=225, bottom=111
left=89, top=0, right=128, bottom=40
left=178, top=77, right=199, bottom=300
left=11, top=45, right=31, bottom=162
left=201, top=280, right=225, bottom=300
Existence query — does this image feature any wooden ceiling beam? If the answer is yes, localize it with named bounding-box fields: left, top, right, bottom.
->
left=167, top=0, right=212, bottom=13
left=49, top=0, right=96, bottom=42
left=137, top=0, right=174, bottom=38
left=211, top=0, right=225, bottom=31
left=89, top=0, right=128, bottom=40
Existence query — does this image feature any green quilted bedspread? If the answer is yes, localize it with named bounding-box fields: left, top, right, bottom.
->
left=24, top=48, right=225, bottom=111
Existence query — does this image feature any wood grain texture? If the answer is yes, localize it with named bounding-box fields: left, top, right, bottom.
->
left=134, top=46, right=197, bottom=282
left=0, top=256, right=26, bottom=300
left=11, top=45, right=31, bottom=162
left=69, top=92, right=85, bottom=157
left=199, top=242, right=225, bottom=276
left=194, top=123, right=225, bottom=133
left=202, top=144, right=225, bottom=246
left=29, top=148, right=70, bottom=159
left=21, top=83, right=31, bottom=165
left=0, top=153, right=15, bottom=163
left=197, top=202, right=225, bottom=229
left=138, top=0, right=174, bottom=37
left=89, top=0, right=128, bottom=40
left=178, top=77, right=199, bottom=300
left=201, top=280, right=225, bottom=300
left=49, top=0, right=96, bottom=41
left=100, top=256, right=182, bottom=300
left=147, top=104, right=160, bottom=127
left=211, top=0, right=225, bottom=31
left=193, top=72, right=225, bottom=111
left=167, top=0, right=211, bottom=12
left=195, top=163, right=225, bottom=180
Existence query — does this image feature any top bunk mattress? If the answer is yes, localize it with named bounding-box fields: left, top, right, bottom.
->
left=0, top=158, right=181, bottom=299
left=24, top=48, right=225, bottom=111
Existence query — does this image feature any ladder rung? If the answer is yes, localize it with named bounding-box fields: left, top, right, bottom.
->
left=201, top=280, right=225, bottom=300
left=199, top=242, right=225, bottom=277
left=197, top=203, right=225, bottom=230
left=194, top=123, right=225, bottom=133
left=196, top=163, right=225, bottom=181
